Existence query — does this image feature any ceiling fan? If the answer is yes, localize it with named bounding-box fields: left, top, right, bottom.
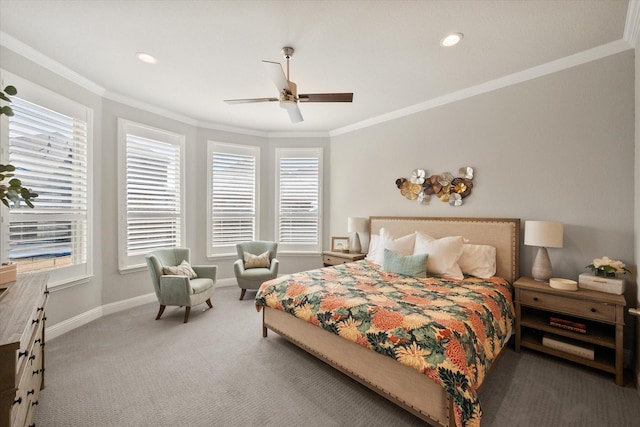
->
left=224, top=47, right=353, bottom=123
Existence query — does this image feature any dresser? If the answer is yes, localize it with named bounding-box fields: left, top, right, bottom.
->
left=0, top=273, right=48, bottom=427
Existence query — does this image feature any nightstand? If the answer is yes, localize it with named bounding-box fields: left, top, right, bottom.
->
left=322, top=251, right=365, bottom=267
left=513, top=276, right=626, bottom=385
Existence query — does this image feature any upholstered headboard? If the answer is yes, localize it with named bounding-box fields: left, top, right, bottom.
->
left=369, top=216, right=520, bottom=283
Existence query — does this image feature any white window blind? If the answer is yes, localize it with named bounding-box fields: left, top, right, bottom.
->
left=276, top=148, right=322, bottom=252
left=208, top=142, right=259, bottom=256
left=118, top=119, right=184, bottom=270
left=7, top=96, right=90, bottom=280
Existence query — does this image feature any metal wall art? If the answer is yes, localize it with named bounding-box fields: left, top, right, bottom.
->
left=395, top=167, right=474, bottom=206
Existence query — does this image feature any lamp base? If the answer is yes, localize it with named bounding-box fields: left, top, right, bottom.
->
left=351, top=233, right=362, bottom=254
left=531, top=247, right=552, bottom=282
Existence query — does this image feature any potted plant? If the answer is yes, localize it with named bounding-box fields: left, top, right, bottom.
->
left=586, top=256, right=630, bottom=277
left=0, top=85, right=38, bottom=207
left=0, top=84, right=38, bottom=284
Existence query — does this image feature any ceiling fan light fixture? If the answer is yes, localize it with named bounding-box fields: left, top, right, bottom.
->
left=440, top=33, right=463, bottom=47
left=136, top=52, right=158, bottom=64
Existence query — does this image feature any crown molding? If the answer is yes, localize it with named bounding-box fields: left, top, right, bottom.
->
left=624, top=0, right=640, bottom=47
left=0, top=31, right=106, bottom=96
left=330, top=39, right=632, bottom=137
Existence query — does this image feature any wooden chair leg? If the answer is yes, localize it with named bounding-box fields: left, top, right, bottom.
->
left=206, top=298, right=213, bottom=309
left=184, top=306, right=191, bottom=323
left=156, top=304, right=166, bottom=320
left=239, top=288, right=247, bottom=300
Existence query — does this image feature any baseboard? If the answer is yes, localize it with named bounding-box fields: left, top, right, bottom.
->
left=46, top=292, right=156, bottom=340
left=215, top=278, right=236, bottom=287
left=46, top=279, right=243, bottom=340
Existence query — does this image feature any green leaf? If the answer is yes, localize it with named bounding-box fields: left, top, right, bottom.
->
left=4, top=85, right=17, bottom=96
left=1, top=106, right=14, bottom=116
left=0, top=93, right=9, bottom=102
left=8, top=178, right=21, bottom=187
left=1, top=199, right=9, bottom=208
left=5, top=165, right=15, bottom=172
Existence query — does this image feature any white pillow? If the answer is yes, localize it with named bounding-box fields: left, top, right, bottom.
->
left=372, top=228, right=417, bottom=265
left=365, top=234, right=380, bottom=261
left=413, top=232, right=464, bottom=279
left=458, top=244, right=496, bottom=278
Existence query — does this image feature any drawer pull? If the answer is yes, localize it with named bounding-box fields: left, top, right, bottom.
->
left=44, top=290, right=50, bottom=295
left=533, top=297, right=539, bottom=301
left=32, top=400, right=38, bottom=406
left=32, top=318, right=40, bottom=325
left=591, top=308, right=597, bottom=313
left=29, top=354, right=36, bottom=362
left=33, top=370, right=39, bottom=376
left=18, top=350, right=28, bottom=358
left=37, top=306, right=44, bottom=312
left=13, top=397, right=22, bottom=406
left=27, top=389, right=35, bottom=396
left=35, top=338, right=41, bottom=344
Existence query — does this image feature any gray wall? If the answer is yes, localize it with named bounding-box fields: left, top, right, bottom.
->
left=330, top=50, right=636, bottom=343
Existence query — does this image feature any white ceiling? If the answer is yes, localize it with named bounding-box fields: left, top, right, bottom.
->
left=0, top=1, right=633, bottom=135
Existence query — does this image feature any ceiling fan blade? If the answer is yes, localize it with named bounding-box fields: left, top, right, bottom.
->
left=284, top=104, right=304, bottom=123
left=298, top=93, right=353, bottom=103
left=262, top=60, right=291, bottom=93
left=224, top=97, right=278, bottom=104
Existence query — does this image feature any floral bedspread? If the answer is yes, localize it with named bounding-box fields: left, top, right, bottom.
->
left=255, top=260, right=514, bottom=427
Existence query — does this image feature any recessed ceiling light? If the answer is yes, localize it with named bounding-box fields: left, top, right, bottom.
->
left=440, top=33, right=463, bottom=47
left=136, top=52, right=158, bottom=64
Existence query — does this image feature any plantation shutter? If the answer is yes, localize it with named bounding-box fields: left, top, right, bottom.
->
left=276, top=148, right=322, bottom=252
left=8, top=97, right=89, bottom=273
left=125, top=134, right=182, bottom=255
left=211, top=151, right=256, bottom=247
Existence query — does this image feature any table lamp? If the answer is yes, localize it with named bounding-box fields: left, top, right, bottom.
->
left=347, top=217, right=368, bottom=254
left=524, top=220, right=564, bottom=282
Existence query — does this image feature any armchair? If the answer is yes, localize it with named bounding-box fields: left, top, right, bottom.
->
left=234, top=241, right=279, bottom=300
left=145, top=247, right=217, bottom=323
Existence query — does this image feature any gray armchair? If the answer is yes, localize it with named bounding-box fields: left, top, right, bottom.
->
left=233, top=241, right=279, bottom=300
left=145, top=247, right=216, bottom=323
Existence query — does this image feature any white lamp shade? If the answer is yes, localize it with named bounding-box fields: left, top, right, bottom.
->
left=524, top=221, right=563, bottom=248
left=347, top=217, right=368, bottom=233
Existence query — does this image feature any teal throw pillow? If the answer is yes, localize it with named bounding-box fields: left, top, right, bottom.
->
left=382, top=249, right=428, bottom=278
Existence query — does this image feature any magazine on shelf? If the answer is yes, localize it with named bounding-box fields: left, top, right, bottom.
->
left=549, top=316, right=587, bottom=334
left=542, top=333, right=594, bottom=360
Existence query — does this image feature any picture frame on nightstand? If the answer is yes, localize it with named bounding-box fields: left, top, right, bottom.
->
left=331, top=237, right=349, bottom=252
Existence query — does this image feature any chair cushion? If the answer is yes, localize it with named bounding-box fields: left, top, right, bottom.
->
left=163, top=260, right=198, bottom=278
left=239, top=267, right=274, bottom=281
left=244, top=251, right=271, bottom=269
left=189, top=278, right=213, bottom=294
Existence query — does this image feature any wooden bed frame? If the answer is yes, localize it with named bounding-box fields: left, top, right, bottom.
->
left=262, top=216, right=520, bottom=427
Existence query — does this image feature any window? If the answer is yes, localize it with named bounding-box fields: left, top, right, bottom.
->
left=117, top=119, right=185, bottom=271
left=1, top=73, right=93, bottom=286
left=275, top=147, right=322, bottom=253
left=207, top=141, right=259, bottom=256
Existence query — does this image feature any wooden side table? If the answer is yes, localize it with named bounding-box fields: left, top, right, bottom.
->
left=322, top=251, right=365, bottom=267
left=513, top=276, right=626, bottom=385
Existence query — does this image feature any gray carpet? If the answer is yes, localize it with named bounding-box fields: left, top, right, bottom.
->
left=35, top=286, right=640, bottom=427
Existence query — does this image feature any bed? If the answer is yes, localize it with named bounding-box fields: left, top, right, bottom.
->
left=255, top=216, right=520, bottom=427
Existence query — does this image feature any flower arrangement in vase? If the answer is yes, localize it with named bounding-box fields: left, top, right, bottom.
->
left=586, top=256, right=630, bottom=277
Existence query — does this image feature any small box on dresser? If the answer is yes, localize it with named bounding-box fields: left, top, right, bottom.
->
left=0, top=273, right=48, bottom=427
left=578, top=273, right=625, bottom=295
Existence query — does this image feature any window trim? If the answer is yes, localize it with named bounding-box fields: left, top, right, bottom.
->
left=117, top=118, right=186, bottom=272
left=274, top=147, right=323, bottom=254
left=206, top=141, right=260, bottom=258
left=0, top=70, right=94, bottom=287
